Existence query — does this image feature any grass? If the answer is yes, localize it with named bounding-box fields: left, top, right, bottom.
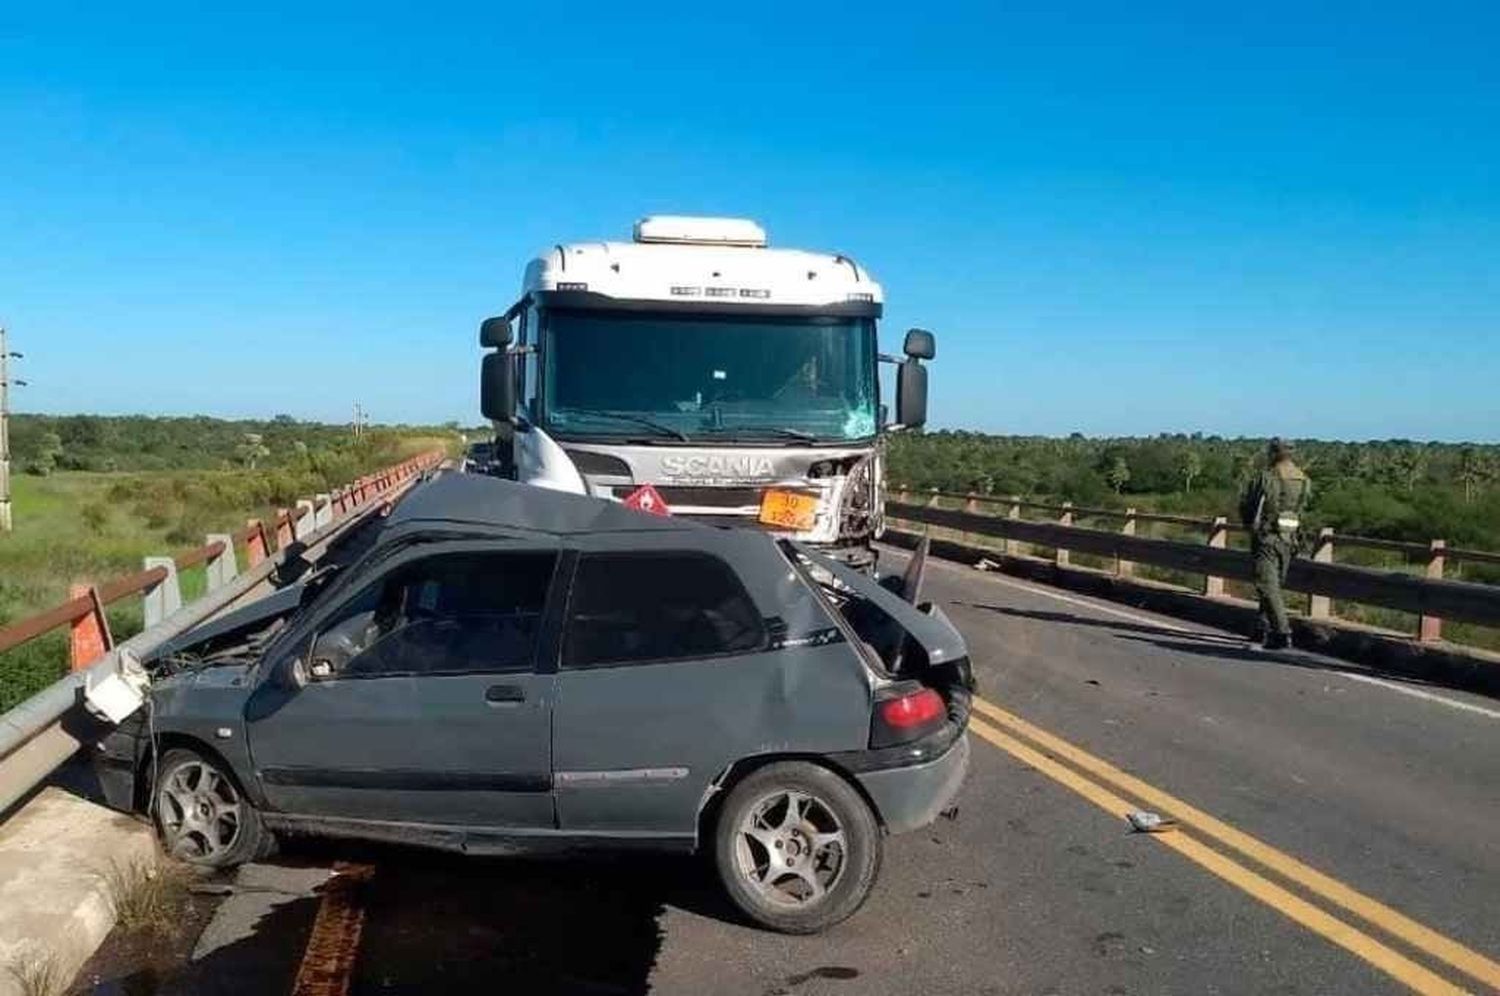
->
left=102, top=856, right=191, bottom=937
left=0, top=434, right=449, bottom=711
left=3, top=948, right=64, bottom=996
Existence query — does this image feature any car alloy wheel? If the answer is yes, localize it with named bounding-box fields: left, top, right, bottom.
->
left=733, top=788, right=848, bottom=907
left=157, top=758, right=244, bottom=862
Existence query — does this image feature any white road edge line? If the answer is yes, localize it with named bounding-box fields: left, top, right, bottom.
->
left=921, top=553, right=1197, bottom=633
left=1339, top=672, right=1500, bottom=720
left=916, top=549, right=1500, bottom=722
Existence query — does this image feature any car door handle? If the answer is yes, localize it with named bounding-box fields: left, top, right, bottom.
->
left=485, top=683, right=526, bottom=704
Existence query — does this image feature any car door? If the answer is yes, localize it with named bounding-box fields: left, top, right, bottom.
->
left=246, top=543, right=562, bottom=829
left=550, top=534, right=870, bottom=841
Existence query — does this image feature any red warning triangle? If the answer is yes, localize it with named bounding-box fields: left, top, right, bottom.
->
left=621, top=484, right=671, bottom=516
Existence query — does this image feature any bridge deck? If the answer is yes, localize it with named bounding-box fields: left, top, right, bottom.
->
left=63, top=545, right=1500, bottom=995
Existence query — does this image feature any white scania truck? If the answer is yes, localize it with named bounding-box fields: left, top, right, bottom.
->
left=478, top=216, right=934, bottom=569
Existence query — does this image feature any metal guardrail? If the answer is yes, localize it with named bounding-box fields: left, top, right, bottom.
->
left=0, top=454, right=441, bottom=662
left=901, top=488, right=1500, bottom=568
left=889, top=490, right=1500, bottom=643
left=0, top=451, right=444, bottom=814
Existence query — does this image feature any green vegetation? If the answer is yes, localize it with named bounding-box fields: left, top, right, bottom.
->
left=888, top=432, right=1500, bottom=649
left=1, top=415, right=458, bottom=710
left=888, top=432, right=1500, bottom=553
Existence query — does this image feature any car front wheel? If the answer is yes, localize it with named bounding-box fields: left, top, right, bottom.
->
left=154, top=748, right=270, bottom=867
left=713, top=761, right=882, bottom=934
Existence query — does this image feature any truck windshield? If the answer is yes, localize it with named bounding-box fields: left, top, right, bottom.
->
left=541, top=310, right=878, bottom=443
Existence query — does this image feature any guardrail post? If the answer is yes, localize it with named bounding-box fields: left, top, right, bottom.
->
left=1419, top=540, right=1447, bottom=642
left=1309, top=528, right=1334, bottom=619
left=67, top=584, right=113, bottom=671
left=294, top=499, right=316, bottom=540
left=1118, top=508, right=1137, bottom=577
left=142, top=556, right=182, bottom=628
left=314, top=493, right=333, bottom=529
left=927, top=488, right=940, bottom=509
left=244, top=519, right=270, bottom=567
left=963, top=496, right=980, bottom=545
left=274, top=509, right=294, bottom=548
left=1006, top=498, right=1021, bottom=557
left=1204, top=516, right=1228, bottom=597
left=205, top=534, right=238, bottom=591
left=1056, top=502, right=1073, bottom=566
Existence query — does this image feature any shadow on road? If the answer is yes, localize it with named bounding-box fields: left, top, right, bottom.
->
left=955, top=602, right=1246, bottom=644
left=1111, top=632, right=1482, bottom=697
left=83, top=840, right=736, bottom=996
left=342, top=846, right=687, bottom=996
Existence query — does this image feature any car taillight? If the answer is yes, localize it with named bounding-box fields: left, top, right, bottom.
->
left=870, top=685, right=948, bottom=748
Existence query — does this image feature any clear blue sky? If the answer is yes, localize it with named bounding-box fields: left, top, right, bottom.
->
left=2, top=2, right=1496, bottom=441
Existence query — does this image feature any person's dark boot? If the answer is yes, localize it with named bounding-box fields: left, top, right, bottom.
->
left=1264, top=632, right=1291, bottom=651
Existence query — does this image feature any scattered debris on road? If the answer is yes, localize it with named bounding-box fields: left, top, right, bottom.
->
left=1126, top=811, right=1179, bottom=834
left=974, top=558, right=1001, bottom=571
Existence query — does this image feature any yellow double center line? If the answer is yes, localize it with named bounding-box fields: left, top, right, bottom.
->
left=968, top=695, right=1499, bottom=996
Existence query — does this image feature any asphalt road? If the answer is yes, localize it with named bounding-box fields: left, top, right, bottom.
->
left=77, top=545, right=1500, bottom=996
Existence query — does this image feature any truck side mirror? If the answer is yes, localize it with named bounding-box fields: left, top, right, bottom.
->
left=480, top=352, right=517, bottom=422
left=903, top=328, right=936, bottom=361
left=480, top=316, right=513, bottom=348
left=896, top=360, right=928, bottom=429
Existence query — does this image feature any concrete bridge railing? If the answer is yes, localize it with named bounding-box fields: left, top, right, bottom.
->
left=889, top=489, right=1500, bottom=645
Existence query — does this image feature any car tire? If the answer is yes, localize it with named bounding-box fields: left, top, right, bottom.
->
left=153, top=748, right=270, bottom=868
left=713, top=761, right=882, bottom=934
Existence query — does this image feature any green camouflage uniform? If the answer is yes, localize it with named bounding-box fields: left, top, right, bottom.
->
left=1238, top=460, right=1311, bottom=641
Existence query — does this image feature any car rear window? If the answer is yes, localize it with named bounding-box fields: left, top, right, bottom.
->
left=563, top=552, right=765, bottom=667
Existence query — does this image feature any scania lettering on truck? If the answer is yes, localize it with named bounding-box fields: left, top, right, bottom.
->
left=478, top=215, right=935, bottom=569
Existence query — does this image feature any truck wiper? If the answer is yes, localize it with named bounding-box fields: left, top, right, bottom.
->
left=562, top=409, right=690, bottom=441
left=709, top=427, right=820, bottom=444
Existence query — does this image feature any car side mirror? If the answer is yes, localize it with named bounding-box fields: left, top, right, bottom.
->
left=896, top=360, right=928, bottom=429
left=283, top=657, right=309, bottom=691
left=480, top=352, right=516, bottom=422
left=479, top=316, right=513, bottom=348
left=903, top=328, right=936, bottom=361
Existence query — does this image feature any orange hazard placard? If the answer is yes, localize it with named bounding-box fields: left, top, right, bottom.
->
left=759, top=489, right=818, bottom=531
left=622, top=484, right=671, bottom=516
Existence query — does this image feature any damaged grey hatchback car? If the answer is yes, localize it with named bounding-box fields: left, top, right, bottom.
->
left=94, top=473, right=972, bottom=933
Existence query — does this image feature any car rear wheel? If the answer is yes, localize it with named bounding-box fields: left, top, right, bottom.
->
left=154, top=748, right=270, bottom=868
left=713, top=761, right=882, bottom=934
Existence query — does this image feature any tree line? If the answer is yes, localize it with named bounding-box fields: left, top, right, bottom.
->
left=6, top=413, right=456, bottom=475
left=886, top=432, right=1500, bottom=551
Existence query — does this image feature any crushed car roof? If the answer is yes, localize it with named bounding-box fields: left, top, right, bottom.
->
left=385, top=472, right=706, bottom=537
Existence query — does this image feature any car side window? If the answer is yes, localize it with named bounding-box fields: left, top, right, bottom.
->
left=312, top=551, right=556, bottom=678
left=563, top=552, right=765, bottom=668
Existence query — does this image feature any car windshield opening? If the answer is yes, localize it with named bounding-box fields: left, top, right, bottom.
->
left=541, top=310, right=878, bottom=443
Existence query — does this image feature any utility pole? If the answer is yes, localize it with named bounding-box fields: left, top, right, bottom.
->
left=1, top=327, right=25, bottom=533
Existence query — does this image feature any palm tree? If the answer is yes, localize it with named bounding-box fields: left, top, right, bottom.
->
left=1179, top=450, right=1202, bottom=494
left=1456, top=447, right=1493, bottom=503
left=1106, top=456, right=1131, bottom=494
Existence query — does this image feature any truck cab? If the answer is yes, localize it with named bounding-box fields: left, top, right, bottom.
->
left=479, top=216, right=934, bottom=569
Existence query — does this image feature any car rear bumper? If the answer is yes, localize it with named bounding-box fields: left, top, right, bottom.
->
left=854, top=731, right=969, bottom=835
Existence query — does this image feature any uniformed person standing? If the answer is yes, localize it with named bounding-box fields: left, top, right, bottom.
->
left=1239, top=438, right=1311, bottom=650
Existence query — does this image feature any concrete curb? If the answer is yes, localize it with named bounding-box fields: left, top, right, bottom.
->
left=0, top=788, right=156, bottom=996
left=884, top=529, right=1500, bottom=701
